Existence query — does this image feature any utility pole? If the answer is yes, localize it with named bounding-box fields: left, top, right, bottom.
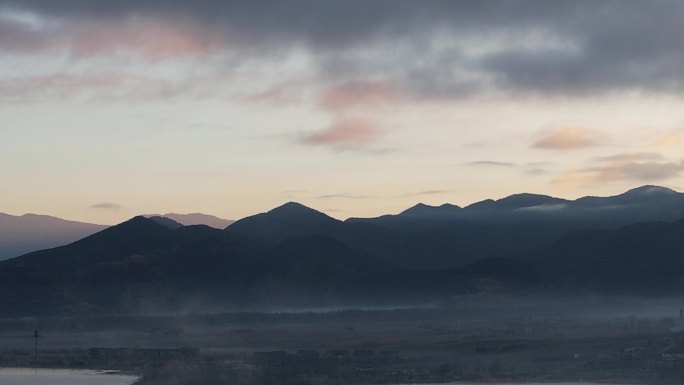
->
left=33, top=330, right=39, bottom=366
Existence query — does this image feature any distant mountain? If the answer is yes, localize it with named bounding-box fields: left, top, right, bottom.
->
left=0, top=213, right=107, bottom=260
left=0, top=216, right=541, bottom=316
left=355, top=185, right=684, bottom=222
left=531, top=218, right=684, bottom=294
left=144, top=213, right=234, bottom=229
left=148, top=216, right=184, bottom=230
left=400, top=203, right=462, bottom=218
left=347, top=185, right=684, bottom=267
left=465, top=193, right=569, bottom=212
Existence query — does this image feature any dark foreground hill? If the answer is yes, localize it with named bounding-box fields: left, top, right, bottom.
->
left=0, top=216, right=541, bottom=316
left=531, top=218, right=684, bottom=294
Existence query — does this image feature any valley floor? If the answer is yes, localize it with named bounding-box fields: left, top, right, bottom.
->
left=1, top=299, right=683, bottom=384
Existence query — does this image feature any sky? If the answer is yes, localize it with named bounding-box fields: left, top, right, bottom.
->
left=1, top=0, right=684, bottom=224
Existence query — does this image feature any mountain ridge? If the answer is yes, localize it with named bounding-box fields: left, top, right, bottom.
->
left=144, top=212, right=234, bottom=229
left=2, top=185, right=684, bottom=316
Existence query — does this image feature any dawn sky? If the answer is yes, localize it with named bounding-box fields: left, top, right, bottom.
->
left=2, top=0, right=684, bottom=224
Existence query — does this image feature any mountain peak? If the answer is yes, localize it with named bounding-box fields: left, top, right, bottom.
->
left=465, top=199, right=496, bottom=210
left=400, top=203, right=461, bottom=217
left=268, top=202, right=330, bottom=218
left=622, top=185, right=678, bottom=196
left=466, top=193, right=565, bottom=211
left=227, top=202, right=341, bottom=241
left=497, top=193, right=566, bottom=208
left=101, top=216, right=172, bottom=234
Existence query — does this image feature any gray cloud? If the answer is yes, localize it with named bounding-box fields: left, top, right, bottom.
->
left=587, top=153, right=681, bottom=183
left=4, top=1, right=684, bottom=98
left=524, top=168, right=549, bottom=176
left=88, top=202, right=122, bottom=210
left=587, top=161, right=684, bottom=182
left=552, top=155, right=684, bottom=188
left=591, top=152, right=665, bottom=163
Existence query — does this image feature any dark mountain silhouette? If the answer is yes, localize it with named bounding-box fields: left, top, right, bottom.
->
left=465, top=193, right=569, bottom=212
left=227, top=202, right=425, bottom=268
left=144, top=212, right=234, bottom=229
left=347, top=185, right=684, bottom=268
left=6, top=216, right=176, bottom=272
left=228, top=202, right=344, bottom=242
left=530, top=218, right=684, bottom=294
left=148, top=216, right=184, bottom=230
left=0, top=215, right=541, bottom=316
left=575, top=185, right=679, bottom=207
left=3, top=185, right=684, bottom=316
left=400, top=203, right=462, bottom=218
left=0, top=213, right=107, bottom=260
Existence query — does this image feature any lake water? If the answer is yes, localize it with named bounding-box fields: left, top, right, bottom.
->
left=0, top=368, right=138, bottom=385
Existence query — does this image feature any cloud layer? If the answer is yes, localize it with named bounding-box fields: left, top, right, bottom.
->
left=553, top=153, right=684, bottom=188
left=5, top=1, right=684, bottom=98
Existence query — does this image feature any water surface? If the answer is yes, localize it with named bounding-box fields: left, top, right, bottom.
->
left=0, top=368, right=138, bottom=385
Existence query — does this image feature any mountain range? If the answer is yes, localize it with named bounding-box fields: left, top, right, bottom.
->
left=0, top=212, right=234, bottom=261
left=348, top=185, right=684, bottom=268
left=1, top=185, right=683, bottom=316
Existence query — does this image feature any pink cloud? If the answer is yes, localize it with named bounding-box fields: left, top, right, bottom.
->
left=300, top=119, right=382, bottom=148
left=533, top=127, right=597, bottom=150
left=67, top=19, right=224, bottom=60
left=0, top=14, right=224, bottom=60
left=0, top=71, right=139, bottom=101
left=243, top=84, right=303, bottom=106
left=320, top=80, right=403, bottom=112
